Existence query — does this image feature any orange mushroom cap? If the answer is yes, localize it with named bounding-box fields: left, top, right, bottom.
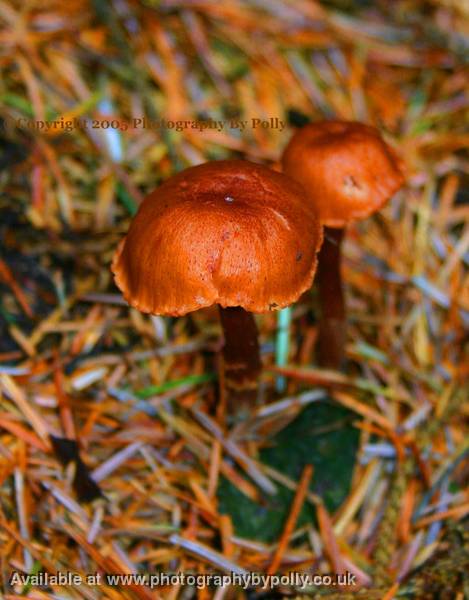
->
left=112, top=160, right=323, bottom=316
left=282, top=121, right=405, bottom=228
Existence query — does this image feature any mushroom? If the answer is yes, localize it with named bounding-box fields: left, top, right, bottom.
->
left=282, top=120, right=404, bottom=369
left=112, top=160, right=322, bottom=409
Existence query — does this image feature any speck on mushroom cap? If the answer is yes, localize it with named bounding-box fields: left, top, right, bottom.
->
left=112, top=160, right=323, bottom=316
left=282, top=120, right=405, bottom=228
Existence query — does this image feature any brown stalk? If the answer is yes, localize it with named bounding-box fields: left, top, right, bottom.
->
left=218, top=306, right=262, bottom=409
left=316, top=226, right=346, bottom=369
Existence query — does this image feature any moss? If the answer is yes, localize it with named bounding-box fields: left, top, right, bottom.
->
left=217, top=400, right=359, bottom=543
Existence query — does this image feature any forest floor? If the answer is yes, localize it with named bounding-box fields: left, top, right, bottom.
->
left=0, top=1, right=468, bottom=598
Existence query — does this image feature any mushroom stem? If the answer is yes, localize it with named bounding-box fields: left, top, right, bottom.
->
left=218, top=306, right=262, bottom=405
left=316, top=226, right=346, bottom=369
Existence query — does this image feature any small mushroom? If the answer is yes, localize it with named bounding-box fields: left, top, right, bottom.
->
left=112, top=160, right=322, bottom=409
left=282, top=120, right=404, bottom=369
